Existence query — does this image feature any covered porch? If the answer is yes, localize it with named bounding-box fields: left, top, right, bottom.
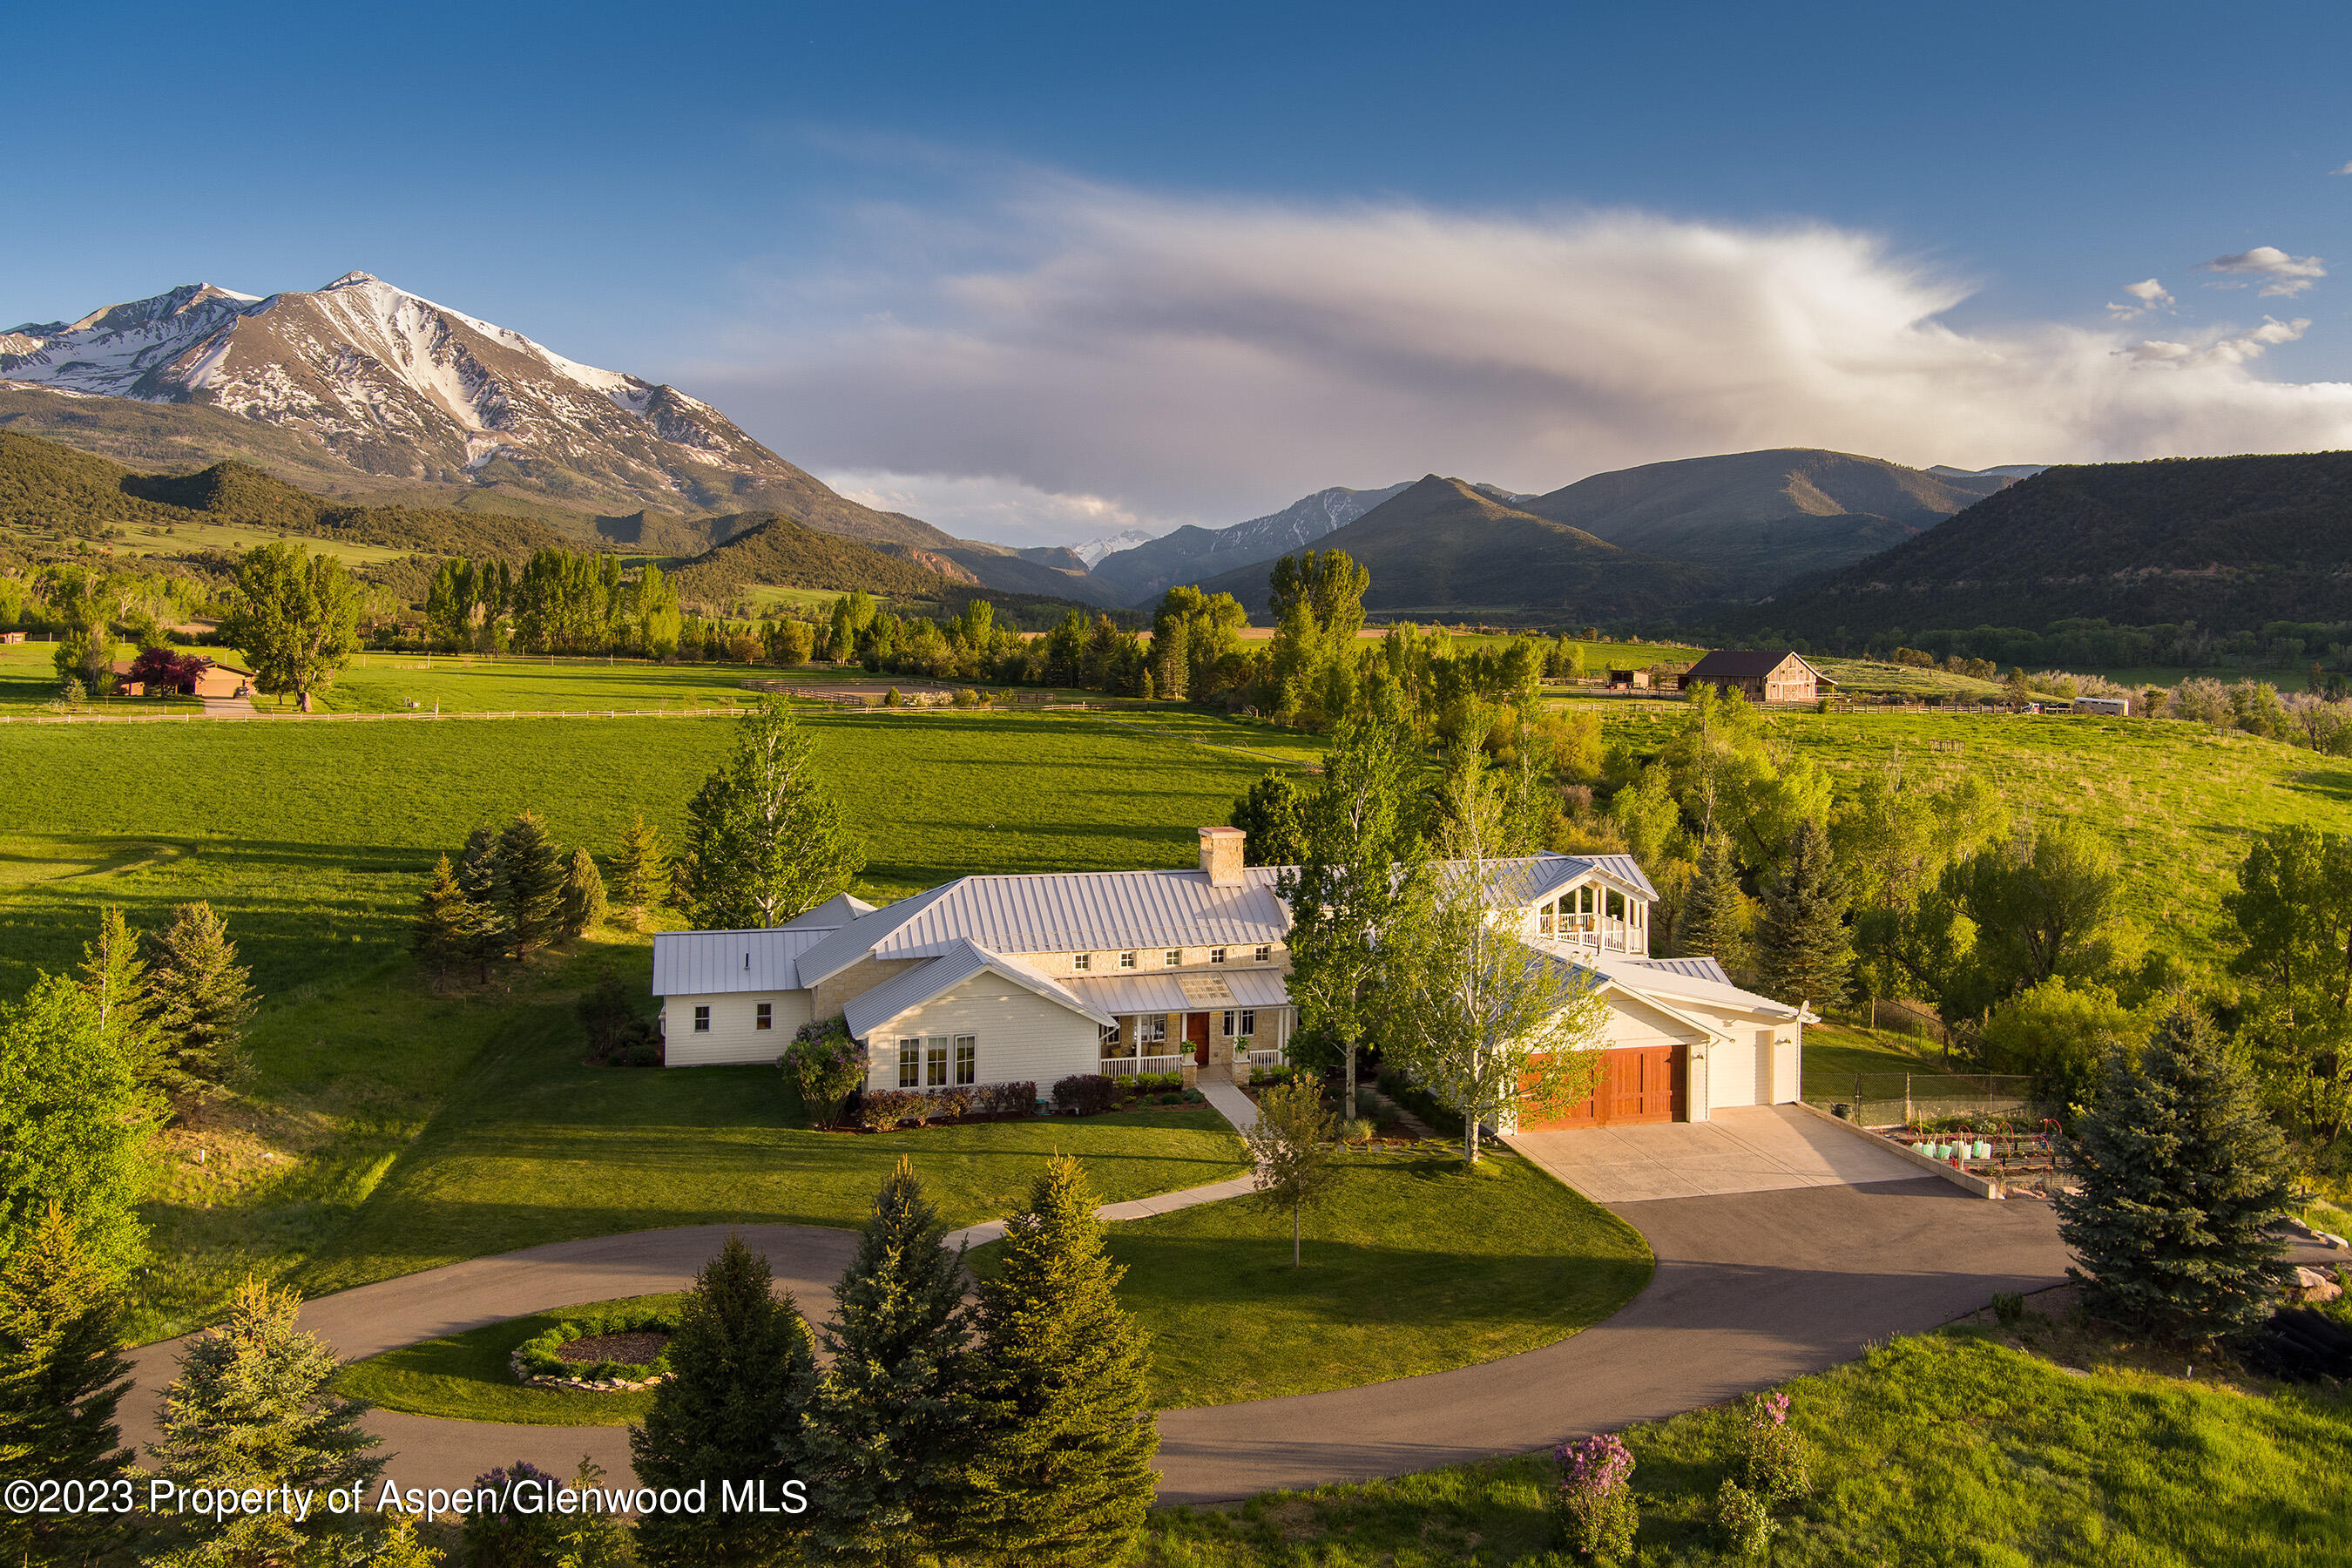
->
left=1071, top=968, right=1293, bottom=1078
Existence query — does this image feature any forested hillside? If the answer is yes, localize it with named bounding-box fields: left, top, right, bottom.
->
left=669, top=515, right=1105, bottom=625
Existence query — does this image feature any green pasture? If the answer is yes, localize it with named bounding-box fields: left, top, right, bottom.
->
left=1812, top=656, right=2004, bottom=700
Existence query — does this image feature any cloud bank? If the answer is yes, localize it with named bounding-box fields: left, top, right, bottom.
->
left=686, top=185, right=2352, bottom=540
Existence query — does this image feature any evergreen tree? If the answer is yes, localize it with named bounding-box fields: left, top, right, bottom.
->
left=1228, top=770, right=1307, bottom=866
left=0, top=1206, right=135, bottom=1567
left=632, top=1236, right=817, bottom=1566
left=411, top=855, right=470, bottom=980
left=1755, top=818, right=1852, bottom=1009
left=0, top=977, right=148, bottom=1276
left=145, top=902, right=259, bottom=1093
left=372, top=1516, right=444, bottom=1567
left=1678, top=831, right=1749, bottom=976
left=457, top=824, right=507, bottom=977
left=803, top=1159, right=976, bottom=1565
left=615, top=815, right=672, bottom=930
left=2057, top=1010, right=2295, bottom=1341
left=78, top=903, right=161, bottom=1083
left=682, top=700, right=864, bottom=929
left=559, top=847, right=608, bottom=941
left=148, top=1277, right=385, bottom=1565
left=551, top=1456, right=634, bottom=1568
left=962, top=1157, right=1158, bottom=1565
left=497, top=812, right=566, bottom=955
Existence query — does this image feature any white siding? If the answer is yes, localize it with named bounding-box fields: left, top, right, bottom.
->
left=858, top=972, right=1101, bottom=1092
left=1774, top=1025, right=1802, bottom=1104
left=1710, top=1034, right=1759, bottom=1113
left=663, top=989, right=814, bottom=1067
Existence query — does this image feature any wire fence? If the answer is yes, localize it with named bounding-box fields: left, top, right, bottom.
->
left=1805, top=1072, right=2059, bottom=1130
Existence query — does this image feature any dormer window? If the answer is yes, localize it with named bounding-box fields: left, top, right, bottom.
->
left=1163, top=949, right=1182, bottom=967
left=1254, top=944, right=1273, bottom=963
left=1209, top=946, right=1227, bottom=964
left=1119, top=951, right=1138, bottom=970
left=1072, top=952, right=1092, bottom=972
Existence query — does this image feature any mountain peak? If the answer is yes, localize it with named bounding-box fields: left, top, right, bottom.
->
left=326, top=270, right=382, bottom=288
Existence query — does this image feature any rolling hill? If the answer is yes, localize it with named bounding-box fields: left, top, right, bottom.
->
left=1740, top=451, right=2352, bottom=638
left=1189, top=475, right=1720, bottom=618
left=1087, top=482, right=1415, bottom=604
left=668, top=516, right=1113, bottom=626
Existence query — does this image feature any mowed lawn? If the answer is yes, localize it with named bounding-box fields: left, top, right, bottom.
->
left=336, top=1289, right=687, bottom=1428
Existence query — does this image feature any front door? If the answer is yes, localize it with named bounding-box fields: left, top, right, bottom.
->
left=1187, top=1012, right=1212, bottom=1064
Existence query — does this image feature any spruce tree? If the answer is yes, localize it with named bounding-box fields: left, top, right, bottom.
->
left=551, top=1456, right=632, bottom=1568
left=148, top=1277, right=384, bottom=1565
left=1678, top=830, right=1748, bottom=976
left=145, top=902, right=259, bottom=1095
left=79, top=904, right=162, bottom=1086
left=2057, top=1010, right=2295, bottom=1341
left=1755, top=818, right=1852, bottom=1009
left=497, top=811, right=566, bottom=954
left=559, top=846, right=608, bottom=941
left=458, top=824, right=508, bottom=977
left=632, top=1236, right=817, bottom=1566
left=803, top=1159, right=976, bottom=1565
left=615, top=814, right=672, bottom=930
left=412, top=855, right=470, bottom=981
left=963, top=1157, right=1158, bottom=1565
left=0, top=1205, right=135, bottom=1568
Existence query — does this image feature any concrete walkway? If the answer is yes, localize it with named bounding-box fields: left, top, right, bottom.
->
left=1194, top=1073, right=1260, bottom=1133
left=1508, top=1105, right=1922, bottom=1203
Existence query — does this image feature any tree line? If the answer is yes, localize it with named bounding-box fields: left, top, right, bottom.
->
left=424, top=547, right=685, bottom=658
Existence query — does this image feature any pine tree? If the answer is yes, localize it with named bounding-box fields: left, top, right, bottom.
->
left=372, top=1515, right=444, bottom=1567
left=497, top=811, right=566, bottom=955
left=963, top=1157, right=1158, bottom=1565
left=145, top=902, right=259, bottom=1094
left=78, top=904, right=161, bottom=1084
left=614, top=815, right=672, bottom=930
left=1678, top=831, right=1749, bottom=976
left=632, top=1235, right=817, bottom=1566
left=2057, top=1010, right=2295, bottom=1341
left=559, top=847, right=608, bottom=941
left=683, top=700, right=864, bottom=929
left=412, top=855, right=470, bottom=980
left=803, top=1159, right=977, bottom=1565
left=148, top=1277, right=385, bottom=1564
left=457, top=824, right=507, bottom=977
left=1755, top=818, right=1852, bottom=1009
left=551, top=1456, right=631, bottom=1568
left=0, top=1206, right=135, bottom=1567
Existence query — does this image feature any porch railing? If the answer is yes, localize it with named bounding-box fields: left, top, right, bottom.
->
left=1101, top=1054, right=1186, bottom=1077
left=1246, top=1050, right=1285, bottom=1068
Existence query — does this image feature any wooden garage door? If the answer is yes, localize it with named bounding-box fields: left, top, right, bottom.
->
left=1522, top=1044, right=1686, bottom=1129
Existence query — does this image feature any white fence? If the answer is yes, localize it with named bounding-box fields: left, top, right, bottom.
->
left=1246, top=1050, right=1285, bottom=1068
left=1100, top=1055, right=1187, bottom=1077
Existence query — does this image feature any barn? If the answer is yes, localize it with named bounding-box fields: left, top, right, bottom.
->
left=1678, top=650, right=1834, bottom=705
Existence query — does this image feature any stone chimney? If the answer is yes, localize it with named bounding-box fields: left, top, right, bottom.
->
left=1198, top=826, right=1246, bottom=887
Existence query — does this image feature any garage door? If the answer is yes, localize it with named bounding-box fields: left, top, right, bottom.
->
left=1522, top=1044, right=1686, bottom=1129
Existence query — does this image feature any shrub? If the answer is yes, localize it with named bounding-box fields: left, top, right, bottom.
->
left=976, top=1080, right=1037, bottom=1117
left=578, top=965, right=659, bottom=1065
left=1992, top=1290, right=2026, bottom=1327
left=784, top=1017, right=864, bottom=1125
left=1551, top=1434, right=1637, bottom=1563
left=463, top=1461, right=565, bottom=1568
left=1714, top=1477, right=1775, bottom=1558
left=1342, top=1118, right=1375, bottom=1144
left=856, top=1089, right=927, bottom=1130
left=515, top=1306, right=680, bottom=1382
left=1053, top=1073, right=1120, bottom=1116
left=1735, top=1391, right=1812, bottom=1506
left=953, top=688, right=980, bottom=707
left=928, top=1085, right=971, bottom=1120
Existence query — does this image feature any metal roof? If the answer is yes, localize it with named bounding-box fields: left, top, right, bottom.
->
left=794, top=881, right=963, bottom=987
left=841, top=941, right=1113, bottom=1037
left=1626, top=955, right=1734, bottom=984
left=856, top=868, right=1295, bottom=966
left=1064, top=968, right=1292, bottom=1014
left=1683, top=649, right=1834, bottom=686
left=649, top=927, right=836, bottom=996
left=780, top=892, right=877, bottom=930
left=1568, top=945, right=1801, bottom=1019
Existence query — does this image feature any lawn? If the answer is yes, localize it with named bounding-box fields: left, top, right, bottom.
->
left=1811, top=655, right=2004, bottom=700
left=1063, top=1146, right=1651, bottom=1409
left=335, top=1290, right=684, bottom=1427
left=1143, top=1330, right=2352, bottom=1566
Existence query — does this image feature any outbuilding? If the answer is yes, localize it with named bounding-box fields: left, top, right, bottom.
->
left=1678, top=650, right=1834, bottom=705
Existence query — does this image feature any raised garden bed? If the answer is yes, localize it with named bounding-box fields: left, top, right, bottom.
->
left=510, top=1305, right=679, bottom=1392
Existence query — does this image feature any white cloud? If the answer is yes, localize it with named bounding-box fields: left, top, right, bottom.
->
left=2106, top=277, right=2173, bottom=318
left=679, top=183, right=2352, bottom=540
left=2200, top=245, right=2327, bottom=297
left=821, top=469, right=1173, bottom=549
left=2333, top=162, right=2352, bottom=176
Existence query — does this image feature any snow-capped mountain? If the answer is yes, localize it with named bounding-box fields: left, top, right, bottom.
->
left=0, top=273, right=944, bottom=542
left=1085, top=482, right=1416, bottom=602
left=1067, top=528, right=1159, bottom=569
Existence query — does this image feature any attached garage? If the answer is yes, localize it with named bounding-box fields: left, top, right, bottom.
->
left=1522, top=1044, right=1687, bottom=1129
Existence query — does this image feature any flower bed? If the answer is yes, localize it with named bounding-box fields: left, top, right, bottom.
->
left=510, top=1305, right=679, bottom=1391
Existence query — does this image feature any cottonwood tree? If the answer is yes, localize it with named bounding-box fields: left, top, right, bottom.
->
left=148, top=1278, right=384, bottom=1565
left=1756, top=818, right=1853, bottom=1009
left=1243, top=1079, right=1342, bottom=1268
left=559, top=846, right=607, bottom=941
left=220, top=541, right=360, bottom=712
left=682, top=699, right=863, bottom=929
left=632, top=1236, right=817, bottom=1566
left=0, top=1206, right=135, bottom=1567
left=962, top=1156, right=1159, bottom=1563
left=803, top=1159, right=976, bottom=1565
left=2224, top=825, right=2352, bottom=1146
left=614, top=814, right=672, bottom=930
left=1282, top=683, right=1424, bottom=1121
left=1383, top=747, right=1612, bottom=1167
left=2057, top=1010, right=2294, bottom=1341
left=497, top=811, right=566, bottom=955
left=1940, top=820, right=2123, bottom=1010
left=1265, top=548, right=1369, bottom=727
left=0, top=977, right=151, bottom=1277
left=78, top=904, right=161, bottom=1082
left=145, top=902, right=259, bottom=1094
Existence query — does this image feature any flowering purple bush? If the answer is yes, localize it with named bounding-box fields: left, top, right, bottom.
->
left=463, top=1460, right=564, bottom=1566
left=1737, top=1390, right=1812, bottom=1505
left=783, top=1016, right=865, bottom=1125
left=1551, top=1433, right=1638, bottom=1562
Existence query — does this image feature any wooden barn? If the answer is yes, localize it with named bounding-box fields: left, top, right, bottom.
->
left=1678, top=650, right=1834, bottom=705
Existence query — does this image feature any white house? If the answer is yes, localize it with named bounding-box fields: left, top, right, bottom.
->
left=649, top=827, right=1808, bottom=1128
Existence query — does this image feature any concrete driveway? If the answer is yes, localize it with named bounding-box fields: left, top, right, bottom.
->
left=1508, top=1104, right=1923, bottom=1202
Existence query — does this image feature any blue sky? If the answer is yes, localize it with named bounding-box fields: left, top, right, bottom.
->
left=13, top=1, right=2352, bottom=542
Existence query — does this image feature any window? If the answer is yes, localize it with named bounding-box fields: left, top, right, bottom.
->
left=1254, top=944, right=1273, bottom=963
left=955, top=1036, right=977, bottom=1086
left=1138, top=1016, right=1167, bottom=1044
left=1099, top=1021, right=1124, bottom=1051
left=1538, top=901, right=1555, bottom=936
left=1119, top=951, right=1138, bottom=970
left=755, top=1002, right=773, bottom=1031
left=1209, top=946, right=1227, bottom=965
left=1239, top=1009, right=1256, bottom=1037
left=693, top=1005, right=710, bottom=1033
left=1072, top=952, right=1092, bottom=972
left=1163, top=949, right=1182, bottom=967
left=899, top=1039, right=921, bottom=1088
left=1221, top=1010, right=1234, bottom=1036
left=926, top=1037, right=949, bottom=1087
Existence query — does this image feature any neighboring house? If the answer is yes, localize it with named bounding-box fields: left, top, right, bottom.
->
left=107, top=657, right=254, bottom=699
left=1606, top=668, right=1651, bottom=690
left=1678, top=650, right=1834, bottom=705
left=650, top=827, right=1808, bottom=1129
left=0, top=631, right=24, bottom=645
